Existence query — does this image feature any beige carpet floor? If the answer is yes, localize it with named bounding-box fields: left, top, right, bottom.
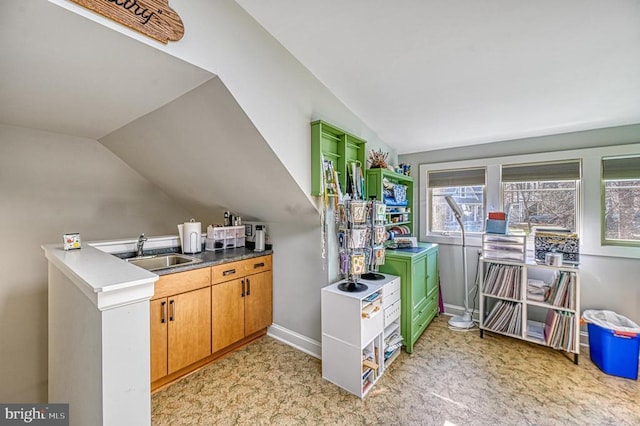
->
left=152, top=315, right=640, bottom=425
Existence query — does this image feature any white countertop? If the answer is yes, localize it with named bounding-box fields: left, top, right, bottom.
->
left=43, top=243, right=158, bottom=310
left=323, top=274, right=397, bottom=300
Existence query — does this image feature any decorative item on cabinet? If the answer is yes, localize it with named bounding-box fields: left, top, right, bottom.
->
left=367, top=148, right=389, bottom=169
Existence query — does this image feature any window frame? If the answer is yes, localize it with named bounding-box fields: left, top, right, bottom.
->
left=417, top=142, right=640, bottom=260
left=601, top=155, right=640, bottom=248
left=501, top=159, right=582, bottom=238
left=427, top=167, right=487, bottom=236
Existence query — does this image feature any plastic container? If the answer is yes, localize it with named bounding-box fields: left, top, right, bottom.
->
left=205, top=225, right=245, bottom=251
left=587, top=323, right=639, bottom=380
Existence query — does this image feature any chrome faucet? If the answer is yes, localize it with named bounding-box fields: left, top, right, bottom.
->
left=136, top=233, right=148, bottom=257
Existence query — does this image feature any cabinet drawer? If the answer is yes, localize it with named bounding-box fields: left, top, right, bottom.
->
left=411, top=292, right=438, bottom=324
left=382, top=277, right=401, bottom=308
left=411, top=291, right=438, bottom=330
left=243, top=255, right=272, bottom=275
left=211, top=260, right=246, bottom=284
left=362, top=312, right=383, bottom=347
left=153, top=267, right=211, bottom=300
left=384, top=300, right=401, bottom=327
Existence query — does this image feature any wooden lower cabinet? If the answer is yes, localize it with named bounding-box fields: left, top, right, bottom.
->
left=244, top=270, right=273, bottom=336
left=151, top=254, right=273, bottom=390
left=150, top=286, right=211, bottom=382
left=150, top=298, right=168, bottom=383
left=167, top=287, right=211, bottom=374
left=211, top=278, right=245, bottom=352
left=212, top=268, right=273, bottom=352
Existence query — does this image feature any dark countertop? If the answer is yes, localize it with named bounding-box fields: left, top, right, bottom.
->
left=112, top=246, right=273, bottom=276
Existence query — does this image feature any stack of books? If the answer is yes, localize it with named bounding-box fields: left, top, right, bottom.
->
left=483, top=263, right=522, bottom=299
left=544, top=310, right=577, bottom=352
left=484, top=300, right=522, bottom=336
left=548, top=271, right=576, bottom=309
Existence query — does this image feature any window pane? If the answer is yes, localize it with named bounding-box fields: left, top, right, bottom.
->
left=431, top=187, right=485, bottom=233
left=604, top=180, right=640, bottom=242
left=503, top=181, right=577, bottom=234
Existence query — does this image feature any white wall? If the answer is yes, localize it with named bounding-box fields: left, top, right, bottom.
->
left=82, top=0, right=398, bottom=348
left=52, top=0, right=397, bottom=192
left=0, top=124, right=193, bottom=402
left=400, top=124, right=640, bottom=324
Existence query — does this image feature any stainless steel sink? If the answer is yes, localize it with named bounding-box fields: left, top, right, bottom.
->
left=125, top=254, right=202, bottom=271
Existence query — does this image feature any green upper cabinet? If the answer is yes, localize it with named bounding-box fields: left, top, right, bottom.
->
left=366, top=168, right=414, bottom=235
left=311, top=120, right=366, bottom=197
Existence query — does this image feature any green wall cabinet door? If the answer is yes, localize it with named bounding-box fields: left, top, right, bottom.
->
left=379, top=243, right=439, bottom=353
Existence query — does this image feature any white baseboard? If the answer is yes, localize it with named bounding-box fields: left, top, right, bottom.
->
left=443, top=303, right=590, bottom=348
left=443, top=303, right=480, bottom=321
left=267, top=323, right=321, bottom=359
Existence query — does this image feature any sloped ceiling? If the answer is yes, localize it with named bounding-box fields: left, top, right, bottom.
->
left=236, top=0, right=640, bottom=154
left=0, top=0, right=212, bottom=140
left=100, top=78, right=318, bottom=226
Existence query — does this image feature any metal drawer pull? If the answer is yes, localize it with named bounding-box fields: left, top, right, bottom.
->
left=247, top=278, right=251, bottom=296
left=223, top=269, right=236, bottom=276
left=254, top=262, right=265, bottom=268
left=161, top=301, right=167, bottom=324
left=241, top=279, right=245, bottom=297
left=169, top=300, right=175, bottom=321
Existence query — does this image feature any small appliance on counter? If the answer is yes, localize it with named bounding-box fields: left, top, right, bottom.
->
left=178, top=219, right=202, bottom=254
left=254, top=225, right=265, bottom=252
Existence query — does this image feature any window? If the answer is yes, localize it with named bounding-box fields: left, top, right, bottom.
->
left=602, top=155, right=640, bottom=246
left=502, top=160, right=581, bottom=237
left=428, top=168, right=486, bottom=233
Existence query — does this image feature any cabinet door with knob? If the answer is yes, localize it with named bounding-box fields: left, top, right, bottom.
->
left=211, top=278, right=245, bottom=352
left=245, top=270, right=273, bottom=336
left=211, top=255, right=273, bottom=353
left=167, top=286, right=211, bottom=374
left=150, top=298, right=168, bottom=382
left=150, top=267, right=211, bottom=383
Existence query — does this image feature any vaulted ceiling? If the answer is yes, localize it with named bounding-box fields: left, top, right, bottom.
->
left=2, top=1, right=639, bottom=156
left=236, top=0, right=640, bottom=154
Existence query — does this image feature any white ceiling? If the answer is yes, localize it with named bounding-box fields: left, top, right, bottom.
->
left=3, top=1, right=639, bottom=154
left=236, top=0, right=640, bottom=154
left=0, top=1, right=212, bottom=140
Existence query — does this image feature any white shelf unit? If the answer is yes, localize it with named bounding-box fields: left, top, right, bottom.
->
left=321, top=274, right=401, bottom=398
left=479, top=258, right=580, bottom=364
left=382, top=276, right=402, bottom=368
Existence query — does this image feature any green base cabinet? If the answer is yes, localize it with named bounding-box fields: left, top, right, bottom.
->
left=379, top=243, right=439, bottom=353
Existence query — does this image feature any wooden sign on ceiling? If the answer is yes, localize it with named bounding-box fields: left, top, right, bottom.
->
left=69, top=0, right=184, bottom=44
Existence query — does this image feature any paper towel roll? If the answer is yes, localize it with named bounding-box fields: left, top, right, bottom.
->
left=182, top=221, right=202, bottom=253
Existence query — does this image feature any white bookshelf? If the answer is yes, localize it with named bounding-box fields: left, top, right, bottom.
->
left=479, top=257, right=580, bottom=364
left=321, top=274, right=401, bottom=398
